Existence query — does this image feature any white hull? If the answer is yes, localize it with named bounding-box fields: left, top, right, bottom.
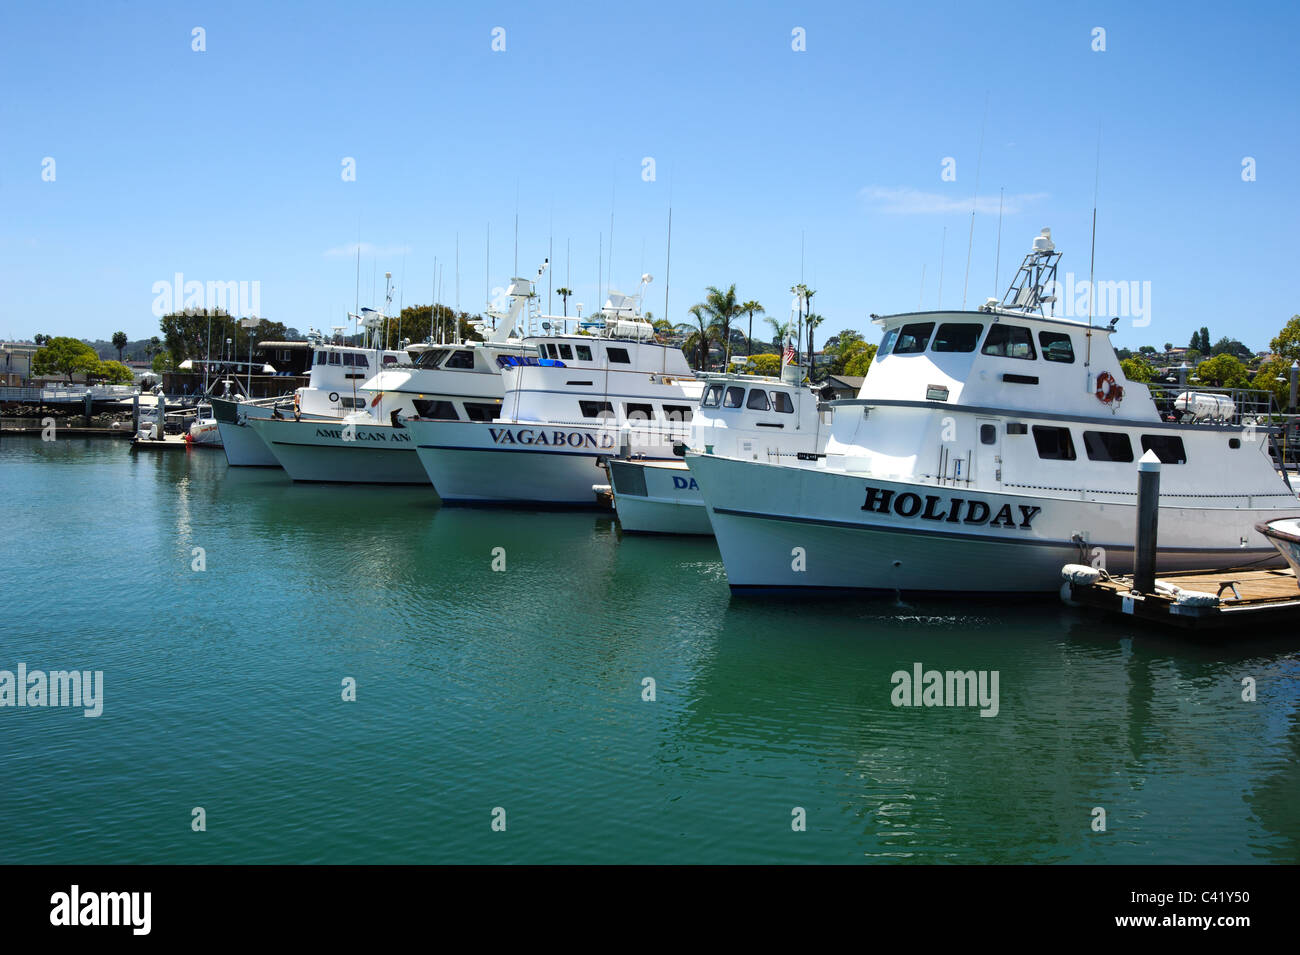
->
left=406, top=419, right=669, bottom=505
left=216, top=418, right=280, bottom=467
left=247, top=417, right=429, bottom=484
left=608, top=460, right=712, bottom=534
left=688, top=454, right=1291, bottom=593
left=187, top=420, right=222, bottom=446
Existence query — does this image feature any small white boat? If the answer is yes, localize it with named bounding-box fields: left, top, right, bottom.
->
left=1255, top=518, right=1300, bottom=582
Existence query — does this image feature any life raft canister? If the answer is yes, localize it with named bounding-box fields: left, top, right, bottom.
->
left=1095, top=371, right=1124, bottom=404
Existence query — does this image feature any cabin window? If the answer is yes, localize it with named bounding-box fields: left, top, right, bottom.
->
left=1039, top=331, right=1074, bottom=363
left=579, top=400, right=615, bottom=418
left=770, top=391, right=795, bottom=413
left=1228, top=438, right=1241, bottom=449
left=445, top=350, right=475, bottom=369
left=464, top=402, right=499, bottom=422
left=624, top=402, right=655, bottom=421
left=893, top=322, right=935, bottom=355
left=982, top=324, right=1037, bottom=360
left=575, top=345, right=593, bottom=361
left=1032, top=425, right=1076, bottom=460
left=607, top=347, right=631, bottom=363
left=932, top=323, right=983, bottom=353
left=382, top=355, right=398, bottom=366
left=341, top=397, right=365, bottom=410
left=558, top=344, right=574, bottom=360
left=414, top=399, right=458, bottom=419
left=1006, top=422, right=1028, bottom=434
left=329, top=352, right=341, bottom=365
left=723, top=386, right=746, bottom=409
left=1141, top=434, right=1187, bottom=464
left=342, top=353, right=355, bottom=366
left=1083, top=431, right=1133, bottom=462
left=543, top=344, right=557, bottom=359
left=701, top=385, right=724, bottom=408
left=877, top=327, right=899, bottom=358
left=980, top=424, right=997, bottom=445
left=746, top=389, right=771, bottom=411
left=415, top=349, right=445, bottom=368
left=316, top=351, right=328, bottom=365
left=663, top=404, right=693, bottom=422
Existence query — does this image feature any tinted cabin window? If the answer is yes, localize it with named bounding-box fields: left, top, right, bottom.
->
left=444, top=350, right=474, bottom=369
left=329, top=352, right=341, bottom=365
left=1083, top=431, right=1133, bottom=462
left=702, top=385, right=723, bottom=408
left=575, top=345, right=593, bottom=361
left=932, top=323, right=983, bottom=353
left=544, top=344, right=558, bottom=359
left=1141, top=434, right=1187, bottom=464
left=342, top=353, right=355, bottom=366
left=382, top=355, right=397, bottom=365
left=1032, top=425, right=1076, bottom=460
left=982, top=324, right=1037, bottom=360
left=1039, top=331, right=1075, bottom=363
left=415, top=350, right=445, bottom=368
left=723, top=386, right=746, bottom=408
left=607, top=347, right=631, bottom=363
left=558, top=344, right=574, bottom=360
left=624, top=402, right=654, bottom=421
left=877, top=328, right=899, bottom=357
left=414, top=399, right=458, bottom=419
left=464, top=402, right=499, bottom=422
left=770, top=391, right=795, bottom=413
left=746, top=389, right=771, bottom=411
left=316, top=351, right=327, bottom=365
left=893, top=322, right=935, bottom=355
left=663, top=404, right=693, bottom=422
left=579, top=400, right=614, bottom=418
left=980, top=424, right=997, bottom=445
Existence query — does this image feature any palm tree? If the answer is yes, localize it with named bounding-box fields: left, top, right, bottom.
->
left=790, top=284, right=815, bottom=363
left=696, top=284, right=743, bottom=365
left=764, top=316, right=794, bottom=352
left=676, top=305, right=712, bottom=371
left=804, top=313, right=826, bottom=380
left=556, top=287, right=573, bottom=317
left=740, top=300, right=764, bottom=356
left=112, top=331, right=128, bottom=361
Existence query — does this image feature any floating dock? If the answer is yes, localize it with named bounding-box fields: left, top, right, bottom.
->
left=1063, top=564, right=1300, bottom=630
left=129, top=434, right=192, bottom=451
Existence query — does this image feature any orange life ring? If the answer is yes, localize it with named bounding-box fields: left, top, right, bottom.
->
left=1095, top=371, right=1124, bottom=404
left=371, top=393, right=382, bottom=407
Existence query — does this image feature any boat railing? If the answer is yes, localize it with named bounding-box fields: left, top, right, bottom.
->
left=1144, top=383, right=1279, bottom=427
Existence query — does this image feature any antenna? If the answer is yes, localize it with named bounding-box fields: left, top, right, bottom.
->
left=937, top=227, right=947, bottom=309
left=919, top=264, right=926, bottom=311
left=1088, top=129, right=1101, bottom=329
left=962, top=93, right=989, bottom=309
left=994, top=187, right=1004, bottom=295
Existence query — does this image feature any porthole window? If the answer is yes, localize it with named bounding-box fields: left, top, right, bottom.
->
left=980, top=424, right=997, bottom=445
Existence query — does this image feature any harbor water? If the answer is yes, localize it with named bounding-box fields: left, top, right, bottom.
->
left=1, top=438, right=1297, bottom=863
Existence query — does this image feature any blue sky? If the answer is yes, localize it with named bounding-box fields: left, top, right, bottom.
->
left=2, top=0, right=1297, bottom=352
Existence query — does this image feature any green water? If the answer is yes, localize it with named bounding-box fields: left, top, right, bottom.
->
left=1, top=437, right=1297, bottom=863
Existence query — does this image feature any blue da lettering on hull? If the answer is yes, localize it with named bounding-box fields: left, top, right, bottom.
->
left=671, top=475, right=700, bottom=490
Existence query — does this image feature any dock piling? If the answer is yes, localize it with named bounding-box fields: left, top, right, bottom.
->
left=1134, top=449, right=1161, bottom=594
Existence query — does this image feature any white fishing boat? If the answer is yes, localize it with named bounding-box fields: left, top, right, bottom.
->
left=608, top=367, right=830, bottom=534
left=688, top=229, right=1300, bottom=593
left=247, top=268, right=542, bottom=483
left=1256, top=518, right=1300, bottom=580
left=402, top=275, right=704, bottom=506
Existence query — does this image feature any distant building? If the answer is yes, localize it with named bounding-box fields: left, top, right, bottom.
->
left=1, top=342, right=38, bottom=386
left=823, top=374, right=865, bottom=400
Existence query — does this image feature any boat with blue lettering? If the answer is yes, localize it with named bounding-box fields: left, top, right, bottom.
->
left=688, top=229, right=1300, bottom=593
left=608, top=367, right=830, bottom=534
left=402, top=275, right=704, bottom=506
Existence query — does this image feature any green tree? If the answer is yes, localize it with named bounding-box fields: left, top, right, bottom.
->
left=765, top=316, right=794, bottom=350
left=696, top=284, right=743, bottom=364
left=31, top=337, right=100, bottom=382
left=159, top=309, right=289, bottom=364
left=1193, top=353, right=1250, bottom=387
left=151, top=351, right=174, bottom=374
left=804, top=314, right=827, bottom=380
left=739, top=300, right=764, bottom=356
left=676, top=305, right=712, bottom=371
left=1268, top=315, right=1300, bottom=362
left=744, top=353, right=782, bottom=376
left=791, top=284, right=815, bottom=361
left=111, top=331, right=128, bottom=361
left=1210, top=336, right=1251, bottom=361
left=1252, top=357, right=1293, bottom=409
left=842, top=343, right=878, bottom=378
left=555, top=287, right=573, bottom=317
left=1137, top=345, right=1156, bottom=355
left=1120, top=356, right=1156, bottom=383
left=94, top=359, right=135, bottom=385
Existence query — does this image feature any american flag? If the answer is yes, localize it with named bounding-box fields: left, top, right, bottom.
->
left=782, top=341, right=796, bottom=365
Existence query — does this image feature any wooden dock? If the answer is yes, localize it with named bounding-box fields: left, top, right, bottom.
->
left=1063, top=564, right=1300, bottom=631
left=129, top=434, right=192, bottom=451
